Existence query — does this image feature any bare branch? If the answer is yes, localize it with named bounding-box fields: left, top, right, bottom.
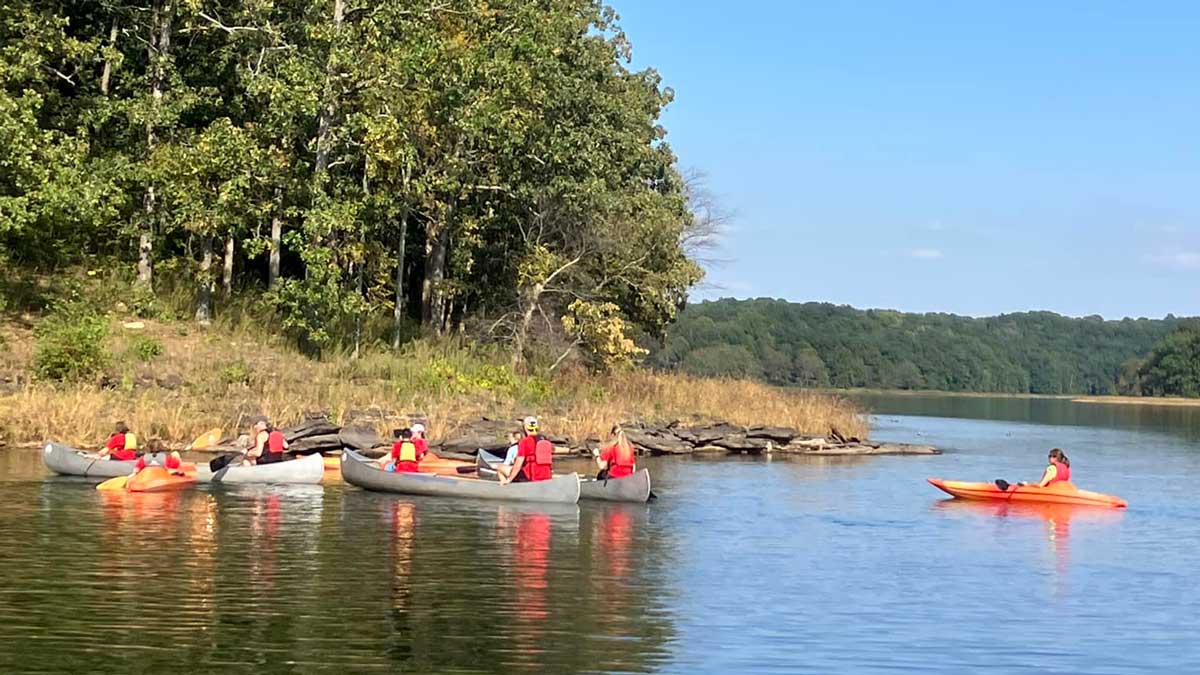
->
left=41, top=64, right=76, bottom=85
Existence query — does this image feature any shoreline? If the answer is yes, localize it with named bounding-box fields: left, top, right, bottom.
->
left=824, top=387, right=1200, bottom=407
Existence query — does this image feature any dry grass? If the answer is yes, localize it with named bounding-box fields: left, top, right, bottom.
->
left=0, top=316, right=865, bottom=449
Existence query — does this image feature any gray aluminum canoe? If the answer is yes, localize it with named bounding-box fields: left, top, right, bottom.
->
left=196, top=452, right=324, bottom=484
left=42, top=441, right=136, bottom=478
left=476, top=450, right=652, bottom=503
left=342, top=450, right=579, bottom=504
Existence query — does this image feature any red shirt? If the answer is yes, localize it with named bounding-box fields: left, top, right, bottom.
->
left=106, top=434, right=136, bottom=461
left=599, top=443, right=636, bottom=479
left=518, top=435, right=552, bottom=482
left=414, top=438, right=428, bottom=456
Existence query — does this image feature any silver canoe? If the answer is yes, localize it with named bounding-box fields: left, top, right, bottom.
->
left=196, top=452, right=325, bottom=484
left=342, top=450, right=579, bottom=504
left=42, top=441, right=136, bottom=478
left=476, top=450, right=652, bottom=503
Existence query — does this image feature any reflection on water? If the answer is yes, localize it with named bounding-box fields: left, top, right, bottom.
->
left=6, top=397, right=1200, bottom=674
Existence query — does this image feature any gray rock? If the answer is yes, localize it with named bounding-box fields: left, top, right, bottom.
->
left=339, top=425, right=383, bottom=451
left=746, top=425, right=798, bottom=443
left=288, top=433, right=343, bottom=454
left=713, top=434, right=771, bottom=452
left=685, top=423, right=745, bottom=444
left=283, top=419, right=340, bottom=443
left=624, top=429, right=693, bottom=455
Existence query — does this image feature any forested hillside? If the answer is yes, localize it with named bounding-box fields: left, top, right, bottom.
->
left=650, top=299, right=1187, bottom=395
left=1, top=1, right=707, bottom=368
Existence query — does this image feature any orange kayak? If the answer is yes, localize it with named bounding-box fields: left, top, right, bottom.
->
left=323, top=455, right=341, bottom=471
left=928, top=478, right=1127, bottom=508
left=127, top=466, right=197, bottom=493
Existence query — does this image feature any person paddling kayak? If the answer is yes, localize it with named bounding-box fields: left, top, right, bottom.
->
left=498, top=417, right=554, bottom=485
left=381, top=428, right=424, bottom=473
left=1037, top=448, right=1071, bottom=487
left=596, top=424, right=637, bottom=479
left=245, top=419, right=288, bottom=466
left=133, top=443, right=185, bottom=475
left=100, top=421, right=138, bottom=461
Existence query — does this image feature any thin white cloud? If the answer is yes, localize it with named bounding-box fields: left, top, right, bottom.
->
left=908, top=248, right=944, bottom=260
left=1145, top=251, right=1200, bottom=269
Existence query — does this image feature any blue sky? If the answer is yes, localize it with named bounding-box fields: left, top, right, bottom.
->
left=609, top=1, right=1200, bottom=319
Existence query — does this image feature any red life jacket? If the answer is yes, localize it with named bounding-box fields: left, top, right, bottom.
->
left=521, top=435, right=554, bottom=481
left=259, top=430, right=285, bottom=458
left=608, top=442, right=636, bottom=479
left=1048, top=460, right=1070, bottom=484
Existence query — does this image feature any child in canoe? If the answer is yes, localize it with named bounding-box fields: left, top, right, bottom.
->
left=382, top=428, right=424, bottom=473
left=99, top=421, right=138, bottom=461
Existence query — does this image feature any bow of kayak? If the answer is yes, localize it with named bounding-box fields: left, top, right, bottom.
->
left=928, top=478, right=1127, bottom=508
left=127, top=466, right=197, bottom=492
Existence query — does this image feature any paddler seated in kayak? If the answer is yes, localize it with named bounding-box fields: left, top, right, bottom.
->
left=595, top=424, right=636, bottom=479
left=497, top=416, right=554, bottom=485
left=99, top=421, right=138, bottom=461
left=410, top=423, right=429, bottom=457
left=245, top=419, right=289, bottom=466
left=1036, top=448, right=1071, bottom=486
left=381, top=428, right=424, bottom=473
left=133, top=442, right=186, bottom=476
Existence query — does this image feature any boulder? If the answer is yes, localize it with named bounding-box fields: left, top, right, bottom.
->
left=339, top=425, right=383, bottom=451
left=283, top=419, right=340, bottom=443
left=288, top=433, right=343, bottom=454
left=746, top=426, right=798, bottom=443
left=436, top=434, right=509, bottom=457
left=624, top=428, right=693, bottom=455
left=712, top=434, right=771, bottom=452
left=684, top=423, right=745, bottom=445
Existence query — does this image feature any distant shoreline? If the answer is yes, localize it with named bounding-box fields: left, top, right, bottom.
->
left=825, top=388, right=1200, bottom=407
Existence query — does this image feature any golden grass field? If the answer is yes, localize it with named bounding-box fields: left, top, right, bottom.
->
left=0, top=317, right=867, bottom=450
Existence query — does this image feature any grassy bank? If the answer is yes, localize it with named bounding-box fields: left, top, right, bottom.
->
left=1072, top=395, right=1200, bottom=407
left=0, top=315, right=866, bottom=449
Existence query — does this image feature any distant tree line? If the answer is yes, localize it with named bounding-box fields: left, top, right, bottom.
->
left=649, top=299, right=1189, bottom=395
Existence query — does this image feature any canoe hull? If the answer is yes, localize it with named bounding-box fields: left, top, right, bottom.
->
left=928, top=478, right=1127, bottom=508
left=42, top=442, right=136, bottom=478
left=478, top=450, right=651, bottom=503
left=342, top=451, right=579, bottom=504
left=196, top=453, right=325, bottom=484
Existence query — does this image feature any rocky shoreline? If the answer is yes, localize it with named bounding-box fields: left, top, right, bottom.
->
left=191, top=413, right=939, bottom=460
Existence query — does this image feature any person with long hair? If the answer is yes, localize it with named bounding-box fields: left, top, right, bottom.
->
left=1037, top=448, right=1071, bottom=487
left=596, top=424, right=637, bottom=480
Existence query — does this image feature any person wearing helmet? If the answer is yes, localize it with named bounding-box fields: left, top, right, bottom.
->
left=498, top=416, right=554, bottom=484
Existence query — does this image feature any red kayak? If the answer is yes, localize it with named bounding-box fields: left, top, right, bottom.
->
left=928, top=478, right=1127, bottom=508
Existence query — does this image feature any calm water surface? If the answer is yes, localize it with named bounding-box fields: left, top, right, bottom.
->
left=3, top=394, right=1199, bottom=673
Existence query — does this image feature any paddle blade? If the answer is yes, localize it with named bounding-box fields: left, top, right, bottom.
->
left=96, top=475, right=128, bottom=491
left=188, top=427, right=224, bottom=450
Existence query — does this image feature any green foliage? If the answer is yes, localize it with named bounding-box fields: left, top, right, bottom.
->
left=653, top=299, right=1185, bottom=395
left=220, top=361, right=251, bottom=387
left=129, top=336, right=164, bottom=363
left=1123, top=324, right=1200, bottom=397
left=33, top=302, right=110, bottom=382
left=562, top=300, right=648, bottom=371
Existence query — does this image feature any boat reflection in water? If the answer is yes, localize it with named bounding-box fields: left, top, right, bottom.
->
left=932, top=498, right=1124, bottom=599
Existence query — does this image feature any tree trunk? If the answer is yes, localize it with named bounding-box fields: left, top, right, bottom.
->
left=195, top=236, right=213, bottom=324
left=269, top=190, right=282, bottom=288
left=511, top=283, right=544, bottom=370
left=392, top=210, right=407, bottom=350
left=100, top=18, right=118, bottom=95
left=138, top=0, right=174, bottom=291
left=313, top=0, right=345, bottom=178
left=422, top=223, right=450, bottom=334
left=223, top=233, right=235, bottom=296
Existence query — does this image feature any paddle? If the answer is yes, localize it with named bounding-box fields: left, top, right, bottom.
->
left=187, top=427, right=224, bottom=451
left=96, top=475, right=128, bottom=491
left=210, top=451, right=247, bottom=483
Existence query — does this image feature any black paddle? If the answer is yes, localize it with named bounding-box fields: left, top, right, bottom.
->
left=211, top=451, right=248, bottom=482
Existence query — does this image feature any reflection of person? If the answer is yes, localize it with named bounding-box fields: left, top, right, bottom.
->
left=1037, top=448, right=1071, bottom=487
left=101, top=421, right=138, bottom=461
left=596, top=424, right=637, bottom=479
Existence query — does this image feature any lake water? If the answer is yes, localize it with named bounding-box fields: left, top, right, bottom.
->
left=3, top=394, right=1199, bottom=673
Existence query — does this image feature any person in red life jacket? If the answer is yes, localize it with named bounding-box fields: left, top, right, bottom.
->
left=381, top=428, right=423, bottom=473
left=596, top=423, right=637, bottom=479
left=410, top=422, right=429, bottom=457
left=245, top=419, right=289, bottom=466
left=498, top=416, right=554, bottom=484
left=100, top=421, right=138, bottom=461
left=133, top=442, right=185, bottom=475
left=1037, top=448, right=1071, bottom=487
